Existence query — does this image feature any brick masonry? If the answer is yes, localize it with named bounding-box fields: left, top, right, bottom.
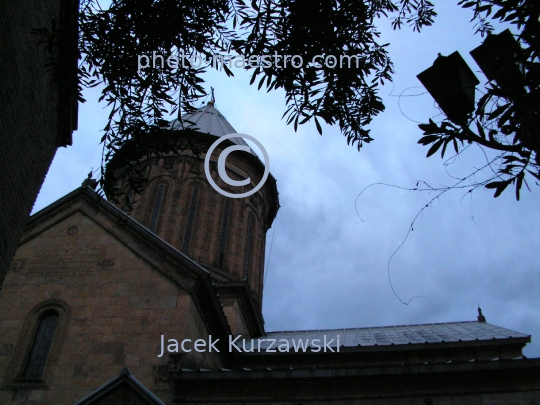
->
left=114, top=144, right=278, bottom=306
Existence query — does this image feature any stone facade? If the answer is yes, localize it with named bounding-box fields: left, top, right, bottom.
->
left=0, top=0, right=78, bottom=290
left=0, top=189, right=228, bottom=404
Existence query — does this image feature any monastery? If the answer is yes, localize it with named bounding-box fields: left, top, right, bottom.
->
left=1, top=102, right=539, bottom=404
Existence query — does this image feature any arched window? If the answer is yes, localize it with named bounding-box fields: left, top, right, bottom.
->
left=243, top=214, right=255, bottom=279
left=218, top=199, right=231, bottom=268
left=121, top=189, right=136, bottom=213
left=148, top=183, right=166, bottom=233
left=182, top=186, right=199, bottom=254
left=3, top=300, right=70, bottom=389
left=23, top=311, right=59, bottom=378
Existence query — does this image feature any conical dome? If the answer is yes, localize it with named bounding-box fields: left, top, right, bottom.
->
left=110, top=101, right=279, bottom=307
left=169, top=101, right=256, bottom=155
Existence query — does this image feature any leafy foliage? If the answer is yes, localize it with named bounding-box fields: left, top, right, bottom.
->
left=234, top=0, right=431, bottom=148
left=417, top=0, right=539, bottom=200
left=77, top=0, right=436, bottom=201
left=79, top=0, right=235, bottom=202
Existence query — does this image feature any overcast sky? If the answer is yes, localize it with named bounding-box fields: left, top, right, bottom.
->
left=34, top=3, right=540, bottom=357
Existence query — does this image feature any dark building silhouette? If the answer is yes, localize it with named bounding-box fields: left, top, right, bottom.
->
left=0, top=0, right=79, bottom=290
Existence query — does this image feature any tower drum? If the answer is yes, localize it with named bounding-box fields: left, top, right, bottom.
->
left=107, top=101, right=279, bottom=305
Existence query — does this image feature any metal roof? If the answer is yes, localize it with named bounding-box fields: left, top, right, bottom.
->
left=178, top=355, right=532, bottom=373
left=169, top=101, right=256, bottom=155
left=247, top=322, right=529, bottom=350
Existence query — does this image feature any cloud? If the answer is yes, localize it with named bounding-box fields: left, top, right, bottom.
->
left=34, top=3, right=540, bottom=357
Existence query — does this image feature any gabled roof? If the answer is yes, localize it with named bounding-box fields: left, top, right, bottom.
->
left=169, top=101, right=256, bottom=155
left=74, top=368, right=165, bottom=405
left=22, top=186, right=237, bottom=362
left=251, top=321, right=530, bottom=350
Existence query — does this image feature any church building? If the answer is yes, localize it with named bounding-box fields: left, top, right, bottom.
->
left=1, top=102, right=539, bottom=404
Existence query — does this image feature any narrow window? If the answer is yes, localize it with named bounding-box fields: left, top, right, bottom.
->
left=218, top=199, right=231, bottom=268
left=122, top=189, right=135, bottom=213
left=23, top=312, right=59, bottom=378
left=3, top=300, right=70, bottom=390
left=243, top=215, right=254, bottom=279
left=148, top=184, right=165, bottom=232
left=182, top=186, right=199, bottom=254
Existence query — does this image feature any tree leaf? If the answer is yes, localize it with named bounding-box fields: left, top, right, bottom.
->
left=487, top=103, right=510, bottom=120
left=417, top=135, right=439, bottom=145
left=426, top=138, right=444, bottom=157
left=314, top=116, right=322, bottom=135
left=527, top=170, right=540, bottom=182
left=516, top=172, right=524, bottom=201
left=486, top=180, right=510, bottom=198
left=475, top=120, right=486, bottom=140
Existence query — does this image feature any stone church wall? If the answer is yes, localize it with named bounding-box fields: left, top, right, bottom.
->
left=0, top=210, right=222, bottom=404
